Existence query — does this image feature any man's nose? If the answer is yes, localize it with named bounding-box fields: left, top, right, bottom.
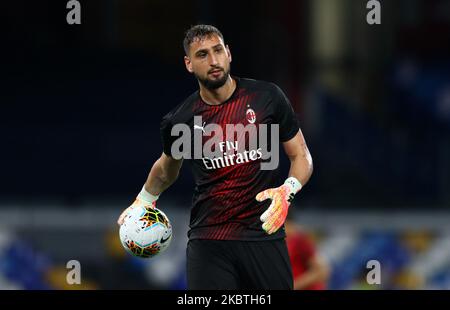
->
left=209, top=53, right=219, bottom=66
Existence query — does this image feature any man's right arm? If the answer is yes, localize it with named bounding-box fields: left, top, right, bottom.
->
left=144, top=152, right=183, bottom=196
left=117, top=152, right=183, bottom=225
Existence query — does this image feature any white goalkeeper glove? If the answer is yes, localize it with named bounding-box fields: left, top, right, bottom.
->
left=117, top=186, right=159, bottom=225
left=256, top=177, right=302, bottom=234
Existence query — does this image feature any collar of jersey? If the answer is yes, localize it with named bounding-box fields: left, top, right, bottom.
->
left=198, top=76, right=240, bottom=107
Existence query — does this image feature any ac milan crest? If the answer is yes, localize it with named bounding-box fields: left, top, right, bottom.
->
left=246, top=108, right=256, bottom=124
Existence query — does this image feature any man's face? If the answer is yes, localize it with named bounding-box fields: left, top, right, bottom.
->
left=184, top=34, right=232, bottom=90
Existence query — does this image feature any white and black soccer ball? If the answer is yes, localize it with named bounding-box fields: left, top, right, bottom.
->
left=119, top=205, right=172, bottom=258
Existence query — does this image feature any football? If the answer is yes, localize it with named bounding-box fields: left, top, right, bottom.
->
left=119, top=205, right=172, bottom=258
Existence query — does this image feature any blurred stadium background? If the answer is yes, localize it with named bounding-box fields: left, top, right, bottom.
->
left=1, top=0, right=450, bottom=289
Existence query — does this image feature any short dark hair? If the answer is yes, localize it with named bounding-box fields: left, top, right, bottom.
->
left=183, top=24, right=225, bottom=55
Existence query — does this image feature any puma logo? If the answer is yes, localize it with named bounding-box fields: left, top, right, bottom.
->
left=194, top=122, right=206, bottom=133
left=287, top=193, right=295, bottom=203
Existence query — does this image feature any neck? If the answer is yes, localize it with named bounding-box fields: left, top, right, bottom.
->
left=199, top=76, right=236, bottom=105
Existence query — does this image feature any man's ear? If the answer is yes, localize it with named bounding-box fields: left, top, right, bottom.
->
left=184, top=56, right=193, bottom=73
left=226, top=45, right=232, bottom=63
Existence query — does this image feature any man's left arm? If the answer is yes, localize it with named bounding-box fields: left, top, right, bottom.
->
left=283, top=129, right=313, bottom=186
left=256, top=129, right=313, bottom=234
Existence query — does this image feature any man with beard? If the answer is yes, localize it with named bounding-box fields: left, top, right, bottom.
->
left=117, top=25, right=313, bottom=290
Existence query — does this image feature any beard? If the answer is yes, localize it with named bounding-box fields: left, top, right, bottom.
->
left=195, top=67, right=231, bottom=90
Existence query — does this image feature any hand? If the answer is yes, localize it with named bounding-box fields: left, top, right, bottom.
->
left=117, top=186, right=159, bottom=226
left=256, top=177, right=301, bottom=234
left=117, top=198, right=156, bottom=225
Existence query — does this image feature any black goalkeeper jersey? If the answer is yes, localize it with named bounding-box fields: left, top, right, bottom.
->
left=160, top=77, right=300, bottom=241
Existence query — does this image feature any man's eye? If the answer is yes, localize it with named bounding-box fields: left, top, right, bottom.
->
left=198, top=53, right=207, bottom=58
left=215, top=49, right=223, bottom=53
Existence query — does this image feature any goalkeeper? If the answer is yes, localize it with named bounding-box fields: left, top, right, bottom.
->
left=117, top=25, right=313, bottom=290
